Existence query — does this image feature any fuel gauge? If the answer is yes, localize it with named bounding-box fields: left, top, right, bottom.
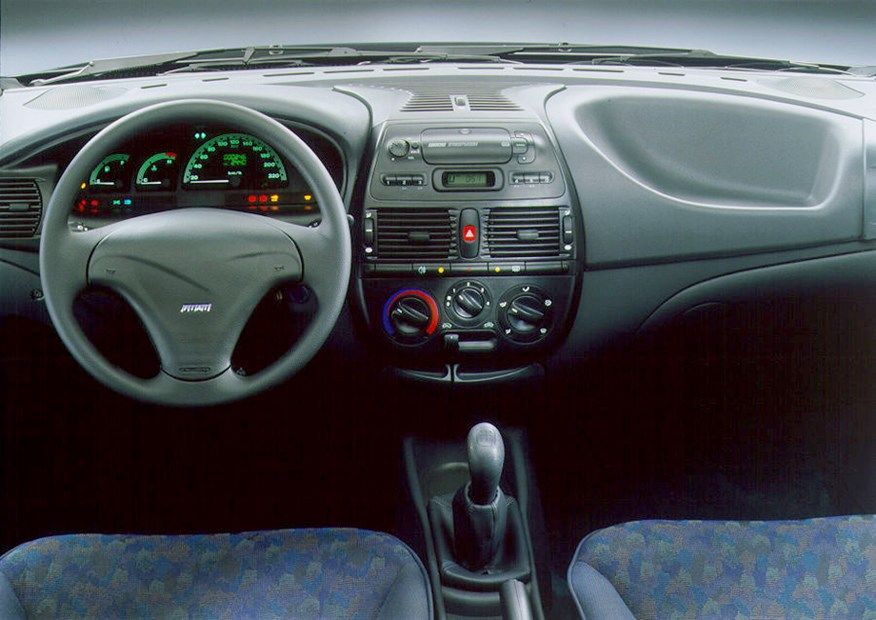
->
left=135, top=151, right=178, bottom=191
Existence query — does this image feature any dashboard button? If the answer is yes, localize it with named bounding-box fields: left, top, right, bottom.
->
left=489, top=262, right=525, bottom=275
left=525, top=261, right=564, bottom=274
left=376, top=263, right=412, bottom=275
left=459, top=208, right=480, bottom=258
left=517, top=152, right=535, bottom=164
left=450, top=262, right=488, bottom=275
left=413, top=263, right=448, bottom=277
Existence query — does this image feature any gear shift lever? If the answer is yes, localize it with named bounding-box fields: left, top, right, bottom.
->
left=467, top=422, right=505, bottom=504
left=453, top=422, right=509, bottom=570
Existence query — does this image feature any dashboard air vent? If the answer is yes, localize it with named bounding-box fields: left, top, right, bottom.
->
left=0, top=179, right=42, bottom=238
left=400, top=87, right=521, bottom=113
left=375, top=208, right=457, bottom=260
left=485, top=207, right=560, bottom=258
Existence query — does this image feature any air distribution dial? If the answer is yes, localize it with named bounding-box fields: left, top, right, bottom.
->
left=497, top=285, right=554, bottom=343
left=383, top=289, right=439, bottom=343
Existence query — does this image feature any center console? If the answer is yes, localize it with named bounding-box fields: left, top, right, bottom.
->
left=355, top=120, right=580, bottom=367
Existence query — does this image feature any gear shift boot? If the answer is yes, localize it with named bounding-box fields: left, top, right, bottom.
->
left=427, top=422, right=531, bottom=589
left=452, top=484, right=509, bottom=570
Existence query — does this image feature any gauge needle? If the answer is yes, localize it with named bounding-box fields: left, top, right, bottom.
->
left=188, top=179, right=230, bottom=184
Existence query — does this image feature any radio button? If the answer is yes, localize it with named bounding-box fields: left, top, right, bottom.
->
left=511, top=139, right=529, bottom=154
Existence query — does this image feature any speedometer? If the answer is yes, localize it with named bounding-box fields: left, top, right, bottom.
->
left=182, top=133, right=288, bottom=190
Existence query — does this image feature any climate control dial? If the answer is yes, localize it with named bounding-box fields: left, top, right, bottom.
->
left=498, top=285, right=554, bottom=343
left=383, top=289, right=440, bottom=343
left=446, top=280, right=492, bottom=325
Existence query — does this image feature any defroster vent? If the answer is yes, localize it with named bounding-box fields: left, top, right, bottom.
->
left=0, top=179, right=42, bottom=238
left=485, top=207, right=561, bottom=258
left=375, top=208, right=457, bottom=260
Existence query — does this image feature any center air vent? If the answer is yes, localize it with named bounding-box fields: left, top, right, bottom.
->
left=0, top=179, right=42, bottom=238
left=484, top=207, right=561, bottom=258
left=375, top=208, right=457, bottom=260
left=400, top=86, right=522, bottom=113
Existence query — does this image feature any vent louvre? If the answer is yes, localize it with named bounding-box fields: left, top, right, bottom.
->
left=400, top=86, right=521, bottom=113
left=376, top=208, right=457, bottom=260
left=0, top=179, right=42, bottom=238
left=485, top=207, right=561, bottom=258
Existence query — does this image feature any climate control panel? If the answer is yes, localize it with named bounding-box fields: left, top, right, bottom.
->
left=357, top=118, right=580, bottom=360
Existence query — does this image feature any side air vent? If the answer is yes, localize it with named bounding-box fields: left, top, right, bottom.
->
left=400, top=87, right=522, bottom=113
left=375, top=208, right=457, bottom=260
left=0, top=179, right=42, bottom=238
left=484, top=207, right=561, bottom=258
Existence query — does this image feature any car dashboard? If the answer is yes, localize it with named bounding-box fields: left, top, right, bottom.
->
left=1, top=64, right=875, bottom=383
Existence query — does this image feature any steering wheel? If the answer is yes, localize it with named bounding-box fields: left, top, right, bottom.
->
left=40, top=100, right=351, bottom=406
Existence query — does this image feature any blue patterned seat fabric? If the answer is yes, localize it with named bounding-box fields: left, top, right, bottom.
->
left=0, top=527, right=432, bottom=619
left=568, top=515, right=876, bottom=619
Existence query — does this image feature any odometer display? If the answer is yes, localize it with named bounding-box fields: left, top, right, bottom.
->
left=182, top=133, right=288, bottom=189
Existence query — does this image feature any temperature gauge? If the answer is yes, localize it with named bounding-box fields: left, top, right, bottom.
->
left=135, top=152, right=178, bottom=191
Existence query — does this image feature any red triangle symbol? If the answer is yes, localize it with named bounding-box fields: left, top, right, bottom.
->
left=463, top=225, right=477, bottom=242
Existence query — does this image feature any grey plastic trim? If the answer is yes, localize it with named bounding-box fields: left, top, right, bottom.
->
left=547, top=86, right=865, bottom=265
left=865, top=119, right=876, bottom=240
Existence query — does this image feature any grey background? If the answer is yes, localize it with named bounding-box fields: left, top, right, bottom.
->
left=2, top=0, right=876, bottom=76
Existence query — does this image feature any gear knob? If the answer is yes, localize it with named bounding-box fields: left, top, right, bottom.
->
left=466, top=422, right=505, bottom=504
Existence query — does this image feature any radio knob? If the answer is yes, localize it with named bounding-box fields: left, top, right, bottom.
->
left=388, top=139, right=410, bottom=158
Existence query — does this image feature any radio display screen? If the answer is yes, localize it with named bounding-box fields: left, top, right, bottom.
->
left=443, top=171, right=494, bottom=188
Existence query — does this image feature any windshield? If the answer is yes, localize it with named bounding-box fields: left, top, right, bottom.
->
left=2, top=0, right=875, bottom=77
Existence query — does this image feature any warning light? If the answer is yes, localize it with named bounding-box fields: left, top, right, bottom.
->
left=247, top=194, right=257, bottom=203
left=259, top=194, right=268, bottom=203
left=462, top=225, right=477, bottom=243
left=437, top=266, right=445, bottom=275
left=89, top=199, right=99, bottom=207
left=304, top=194, right=312, bottom=201
left=494, top=266, right=501, bottom=273
left=270, top=194, right=279, bottom=203
left=80, top=182, right=87, bottom=190
left=123, top=198, right=132, bottom=206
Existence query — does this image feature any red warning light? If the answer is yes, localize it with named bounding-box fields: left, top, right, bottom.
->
left=247, top=194, right=257, bottom=204
left=259, top=194, right=268, bottom=203
left=462, top=225, right=477, bottom=243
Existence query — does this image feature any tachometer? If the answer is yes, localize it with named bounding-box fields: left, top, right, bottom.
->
left=135, top=151, right=178, bottom=191
left=182, top=133, right=288, bottom=190
left=88, top=153, right=130, bottom=191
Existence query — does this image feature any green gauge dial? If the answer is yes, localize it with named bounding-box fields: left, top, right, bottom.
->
left=182, top=133, right=288, bottom=189
left=88, top=153, right=131, bottom=191
left=135, top=151, right=178, bottom=191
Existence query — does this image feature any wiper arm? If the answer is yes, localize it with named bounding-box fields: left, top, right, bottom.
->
left=569, top=50, right=852, bottom=75
left=29, top=51, right=203, bottom=85
left=22, top=46, right=358, bottom=85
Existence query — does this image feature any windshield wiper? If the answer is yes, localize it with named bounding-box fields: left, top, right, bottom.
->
left=15, top=43, right=862, bottom=85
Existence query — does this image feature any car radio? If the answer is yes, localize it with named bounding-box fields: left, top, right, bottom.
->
left=356, top=121, right=580, bottom=357
left=368, top=123, right=565, bottom=201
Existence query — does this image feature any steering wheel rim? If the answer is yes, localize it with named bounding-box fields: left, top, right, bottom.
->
left=40, top=100, right=351, bottom=406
